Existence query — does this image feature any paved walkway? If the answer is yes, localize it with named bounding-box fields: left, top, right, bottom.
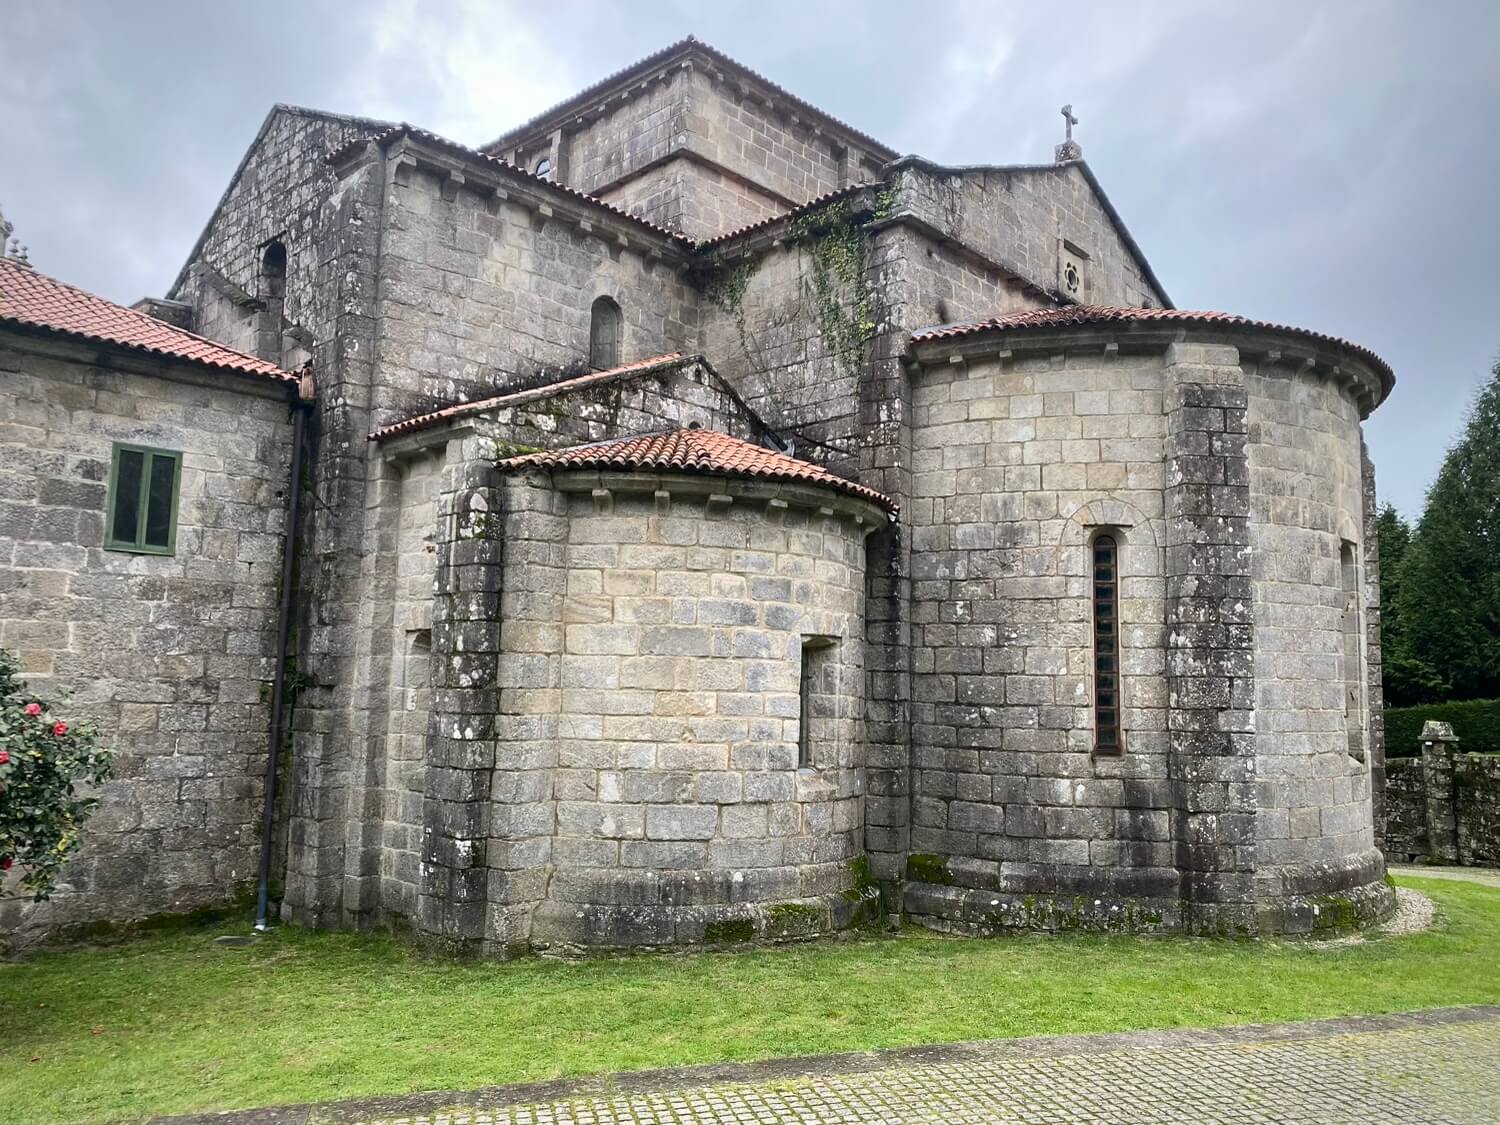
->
left=1391, top=863, right=1500, bottom=888
left=191, top=1007, right=1500, bottom=1125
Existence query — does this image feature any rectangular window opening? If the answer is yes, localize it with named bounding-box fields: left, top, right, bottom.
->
left=106, top=443, right=182, bottom=555
left=1092, top=532, right=1123, bottom=755
left=799, top=638, right=836, bottom=770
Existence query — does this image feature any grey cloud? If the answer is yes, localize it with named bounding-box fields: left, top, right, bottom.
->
left=4, top=0, right=1496, bottom=516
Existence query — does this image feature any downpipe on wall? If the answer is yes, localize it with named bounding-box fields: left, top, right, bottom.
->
left=255, top=374, right=313, bottom=931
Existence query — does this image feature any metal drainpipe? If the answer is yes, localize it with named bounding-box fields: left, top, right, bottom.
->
left=254, top=380, right=312, bottom=931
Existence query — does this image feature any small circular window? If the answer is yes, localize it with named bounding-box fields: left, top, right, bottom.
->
left=1064, top=261, right=1081, bottom=294
left=533, top=157, right=552, bottom=180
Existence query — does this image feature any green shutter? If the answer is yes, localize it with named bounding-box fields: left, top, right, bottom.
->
left=105, top=442, right=182, bottom=555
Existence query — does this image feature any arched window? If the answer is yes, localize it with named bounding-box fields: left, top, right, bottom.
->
left=1092, top=531, right=1123, bottom=754
left=533, top=156, right=552, bottom=180
left=259, top=240, right=287, bottom=300
left=589, top=296, right=622, bottom=370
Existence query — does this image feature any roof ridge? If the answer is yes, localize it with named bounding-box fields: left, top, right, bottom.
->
left=478, top=37, right=896, bottom=160
left=328, top=124, right=695, bottom=247
left=497, top=425, right=897, bottom=514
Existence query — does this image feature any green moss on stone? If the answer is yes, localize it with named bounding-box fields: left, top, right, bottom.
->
left=704, top=918, right=755, bottom=944
left=905, top=853, right=953, bottom=886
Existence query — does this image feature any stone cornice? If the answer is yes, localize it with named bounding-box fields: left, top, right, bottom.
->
left=907, top=321, right=1390, bottom=418
left=331, top=128, right=696, bottom=263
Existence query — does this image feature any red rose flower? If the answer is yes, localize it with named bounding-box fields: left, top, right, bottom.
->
left=24, top=703, right=41, bottom=717
left=0, top=750, right=8, bottom=764
left=1, top=858, right=11, bottom=872
left=52, top=722, right=68, bottom=737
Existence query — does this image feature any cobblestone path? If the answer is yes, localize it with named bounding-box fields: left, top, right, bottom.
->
left=272, top=1007, right=1500, bottom=1125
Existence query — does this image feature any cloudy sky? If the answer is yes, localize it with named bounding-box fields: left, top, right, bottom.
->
left=4, top=0, right=1497, bottom=516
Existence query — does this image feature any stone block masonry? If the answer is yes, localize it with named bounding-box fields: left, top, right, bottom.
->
left=899, top=320, right=1394, bottom=936
left=427, top=464, right=886, bottom=952
left=1384, top=722, right=1500, bottom=867
left=0, top=336, right=296, bottom=945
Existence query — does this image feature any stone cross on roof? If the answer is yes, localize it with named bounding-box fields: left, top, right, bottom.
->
left=1055, top=104, right=1083, bottom=164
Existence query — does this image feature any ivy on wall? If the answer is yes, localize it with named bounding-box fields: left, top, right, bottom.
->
left=704, top=189, right=896, bottom=383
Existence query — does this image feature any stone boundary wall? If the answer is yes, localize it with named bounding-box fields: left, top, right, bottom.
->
left=1384, top=731, right=1500, bottom=867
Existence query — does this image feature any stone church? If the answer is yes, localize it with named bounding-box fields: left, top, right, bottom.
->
left=0, top=37, right=1396, bottom=952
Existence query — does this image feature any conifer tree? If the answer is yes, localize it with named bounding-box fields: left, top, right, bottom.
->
left=1396, top=359, right=1500, bottom=701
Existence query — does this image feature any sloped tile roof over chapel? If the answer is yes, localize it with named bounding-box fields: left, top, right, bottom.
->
left=498, top=427, right=897, bottom=513
left=0, top=256, right=298, bottom=385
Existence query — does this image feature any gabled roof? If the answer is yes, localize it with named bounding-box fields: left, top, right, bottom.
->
left=911, top=305, right=1394, bottom=399
left=370, top=352, right=706, bottom=441
left=885, top=156, right=1172, bottom=309
left=169, top=104, right=393, bottom=298
left=0, top=257, right=299, bottom=386
left=480, top=37, right=897, bottom=162
left=327, top=124, right=694, bottom=248
left=498, top=427, right=897, bottom=514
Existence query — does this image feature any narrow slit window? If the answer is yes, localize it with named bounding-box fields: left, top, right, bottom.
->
left=1341, top=541, right=1365, bottom=762
left=106, top=442, right=182, bottom=554
left=1092, top=533, right=1123, bottom=754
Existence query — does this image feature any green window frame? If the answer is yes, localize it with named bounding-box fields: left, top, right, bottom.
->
left=105, top=442, right=182, bottom=555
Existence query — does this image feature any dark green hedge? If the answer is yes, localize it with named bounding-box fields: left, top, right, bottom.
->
left=1386, top=698, right=1500, bottom=757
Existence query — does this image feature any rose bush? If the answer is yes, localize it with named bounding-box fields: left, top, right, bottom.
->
left=0, top=649, right=114, bottom=900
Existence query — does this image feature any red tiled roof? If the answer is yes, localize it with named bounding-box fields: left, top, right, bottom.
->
left=911, top=306, right=1394, bottom=395
left=480, top=37, right=897, bottom=162
left=326, top=124, right=694, bottom=247
left=0, top=257, right=298, bottom=385
left=498, top=427, right=897, bottom=513
left=369, top=353, right=694, bottom=441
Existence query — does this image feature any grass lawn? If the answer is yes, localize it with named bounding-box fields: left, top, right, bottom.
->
left=3, top=875, right=1499, bottom=1123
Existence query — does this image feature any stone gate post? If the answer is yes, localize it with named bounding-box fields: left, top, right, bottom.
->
left=1419, top=720, right=1460, bottom=864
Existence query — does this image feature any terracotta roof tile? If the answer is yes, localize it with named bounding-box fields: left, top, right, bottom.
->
left=912, top=305, right=1393, bottom=395
left=369, top=353, right=693, bottom=441
left=0, top=257, right=298, bottom=385
left=327, top=125, right=694, bottom=247
left=498, top=427, right=897, bottom=513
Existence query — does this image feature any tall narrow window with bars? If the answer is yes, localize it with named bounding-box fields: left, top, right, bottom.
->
left=1341, top=541, right=1366, bottom=762
left=1092, top=532, right=1123, bottom=754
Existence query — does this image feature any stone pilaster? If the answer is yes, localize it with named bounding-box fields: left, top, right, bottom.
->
left=484, top=471, right=565, bottom=955
left=1162, top=342, right=1258, bottom=934
left=416, top=439, right=506, bottom=953
left=281, top=153, right=386, bottom=927
left=1420, top=720, right=1460, bottom=865
left=1362, top=440, right=1387, bottom=844
left=858, top=225, right=914, bottom=893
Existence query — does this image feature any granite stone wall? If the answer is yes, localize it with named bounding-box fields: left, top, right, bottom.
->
left=0, top=334, right=296, bottom=945
left=369, top=159, right=699, bottom=430
left=1246, top=358, right=1384, bottom=912
left=889, top=161, right=1166, bottom=309
left=898, top=325, right=1393, bottom=934
left=522, top=476, right=881, bottom=948
left=902, top=345, right=1177, bottom=931
left=1384, top=750, right=1500, bottom=867
left=169, top=107, right=386, bottom=363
